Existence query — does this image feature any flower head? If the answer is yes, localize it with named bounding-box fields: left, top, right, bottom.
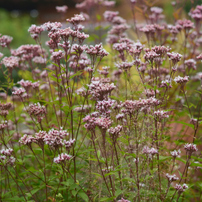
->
left=174, top=76, right=189, bottom=84
left=56, top=5, right=68, bottom=13
left=54, top=153, right=72, bottom=164
left=184, top=143, right=198, bottom=154
left=175, top=184, right=188, bottom=194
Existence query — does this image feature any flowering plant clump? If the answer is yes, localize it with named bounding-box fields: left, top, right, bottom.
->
left=0, top=0, right=202, bottom=201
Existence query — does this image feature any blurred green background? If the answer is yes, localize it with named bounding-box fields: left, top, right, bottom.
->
left=0, top=0, right=201, bottom=49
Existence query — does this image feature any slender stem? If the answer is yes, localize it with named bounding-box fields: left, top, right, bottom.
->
left=171, top=154, right=191, bottom=201
left=113, top=141, right=123, bottom=190
left=182, top=87, right=192, bottom=117
left=2, top=165, right=27, bottom=201
left=42, top=148, right=48, bottom=202
left=135, top=125, right=140, bottom=201
left=155, top=118, right=162, bottom=198
left=91, top=132, right=113, bottom=197
left=176, top=194, right=181, bottom=202
left=64, top=167, right=94, bottom=202
left=162, top=182, right=171, bottom=202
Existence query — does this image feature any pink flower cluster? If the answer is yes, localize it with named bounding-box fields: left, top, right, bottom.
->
left=115, top=61, right=134, bottom=70
left=149, top=7, right=164, bottom=23
left=51, top=50, right=64, bottom=62
left=11, top=44, right=47, bottom=63
left=161, top=80, right=172, bottom=88
left=76, top=0, right=115, bottom=10
left=63, top=138, right=75, bottom=148
left=54, top=153, right=72, bottom=164
left=104, top=10, right=130, bottom=38
left=150, top=7, right=163, bottom=14
left=98, top=66, right=110, bottom=76
left=0, top=148, right=15, bottom=166
left=184, top=143, right=198, bottom=154
left=116, top=113, right=124, bottom=120
left=0, top=110, right=9, bottom=118
left=166, top=173, right=179, bottom=182
left=28, top=24, right=44, bottom=39
left=0, top=121, right=8, bottom=130
left=74, top=105, right=91, bottom=113
left=102, top=0, right=115, bottom=6
left=108, top=125, right=123, bottom=136
left=175, top=184, right=188, bottom=194
left=103, top=11, right=119, bottom=22
left=96, top=99, right=115, bottom=116
left=12, top=87, right=26, bottom=96
left=142, top=146, right=158, bottom=155
left=34, top=131, right=47, bottom=148
left=66, top=14, right=85, bottom=25
left=83, top=112, right=98, bottom=131
left=140, top=24, right=156, bottom=35
left=56, top=5, right=68, bottom=13
left=117, top=198, right=130, bottom=202
left=144, top=50, right=159, bottom=63
left=167, top=24, right=181, bottom=36
left=170, top=149, right=181, bottom=158
left=0, top=103, right=12, bottom=110
left=122, top=97, right=160, bottom=115
left=18, top=79, right=39, bottom=90
left=2, top=56, right=19, bottom=69
left=184, top=59, right=196, bottom=70
left=28, top=103, right=46, bottom=122
left=19, top=128, right=71, bottom=149
left=196, top=53, right=202, bottom=61
left=95, top=117, right=112, bottom=130
left=85, top=43, right=109, bottom=58
left=88, top=78, right=116, bottom=100
left=154, top=110, right=169, bottom=120
left=167, top=52, right=182, bottom=65
left=43, top=22, right=62, bottom=32
left=0, top=35, right=13, bottom=48
left=190, top=118, right=198, bottom=126
left=43, top=128, right=69, bottom=148
left=32, top=56, right=46, bottom=64
left=176, top=19, right=194, bottom=31
left=189, top=5, right=202, bottom=21
left=102, top=166, right=113, bottom=173
left=109, top=24, right=130, bottom=36
left=113, top=42, right=127, bottom=52
left=1, top=148, right=13, bottom=156
left=19, top=134, right=35, bottom=146
left=151, top=46, right=171, bottom=57
left=174, top=76, right=189, bottom=84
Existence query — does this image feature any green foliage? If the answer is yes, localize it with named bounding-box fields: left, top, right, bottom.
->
left=0, top=9, right=34, bottom=49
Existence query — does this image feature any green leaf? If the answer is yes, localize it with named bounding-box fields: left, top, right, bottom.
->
left=100, top=196, right=116, bottom=201
left=3, top=196, right=25, bottom=201
left=78, top=190, right=89, bottom=202
left=159, top=156, right=171, bottom=162
left=72, top=189, right=78, bottom=196
left=115, top=189, right=126, bottom=197
left=87, top=158, right=98, bottom=162
left=178, top=170, right=182, bottom=178
left=92, top=172, right=102, bottom=178
left=190, top=162, right=202, bottom=167
left=97, top=150, right=101, bottom=158
left=96, top=14, right=101, bottom=21
left=95, top=25, right=101, bottom=31
left=61, top=179, right=75, bottom=187
left=171, top=121, right=194, bottom=129
left=69, top=70, right=83, bottom=80
left=26, top=187, right=42, bottom=198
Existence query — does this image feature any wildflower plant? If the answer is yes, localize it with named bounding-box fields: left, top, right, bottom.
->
left=0, top=0, right=202, bottom=202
